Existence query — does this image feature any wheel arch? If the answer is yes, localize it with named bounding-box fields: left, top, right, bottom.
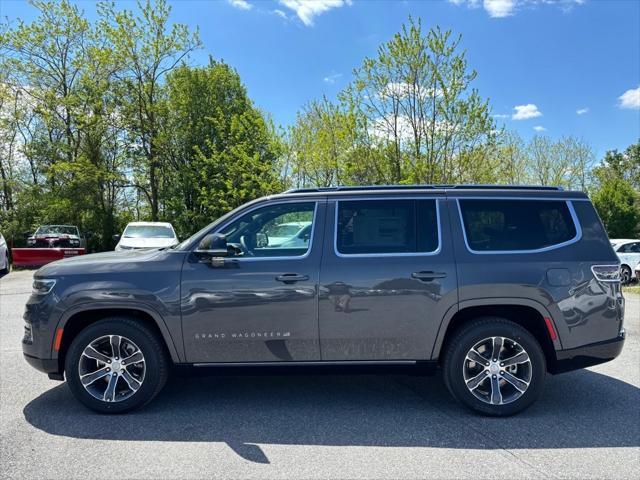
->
left=432, top=299, right=560, bottom=372
left=54, top=305, right=181, bottom=373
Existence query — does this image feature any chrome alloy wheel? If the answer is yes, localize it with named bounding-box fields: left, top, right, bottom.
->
left=78, top=335, right=146, bottom=403
left=462, top=336, right=532, bottom=405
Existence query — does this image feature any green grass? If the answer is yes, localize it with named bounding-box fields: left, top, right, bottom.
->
left=623, top=285, right=640, bottom=295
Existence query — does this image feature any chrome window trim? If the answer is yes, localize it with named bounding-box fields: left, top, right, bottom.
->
left=333, top=197, right=442, bottom=258
left=208, top=200, right=320, bottom=262
left=456, top=198, right=582, bottom=255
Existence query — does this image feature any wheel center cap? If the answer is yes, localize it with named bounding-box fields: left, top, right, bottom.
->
left=489, top=362, right=500, bottom=375
left=111, top=361, right=122, bottom=372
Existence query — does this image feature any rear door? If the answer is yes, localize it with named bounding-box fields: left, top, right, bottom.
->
left=318, top=195, right=458, bottom=361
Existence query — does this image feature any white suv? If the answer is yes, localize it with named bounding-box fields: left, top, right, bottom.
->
left=610, top=239, right=640, bottom=284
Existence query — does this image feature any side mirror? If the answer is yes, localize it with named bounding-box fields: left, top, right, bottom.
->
left=198, top=233, right=229, bottom=257
left=23, top=231, right=32, bottom=239
left=112, top=234, right=121, bottom=242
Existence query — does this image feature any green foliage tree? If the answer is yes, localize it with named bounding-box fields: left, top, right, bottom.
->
left=99, top=0, right=201, bottom=221
left=591, top=176, right=640, bottom=238
left=591, top=140, right=640, bottom=237
left=162, top=60, right=282, bottom=236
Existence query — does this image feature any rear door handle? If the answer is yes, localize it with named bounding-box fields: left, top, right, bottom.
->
left=411, top=271, right=447, bottom=281
left=275, top=273, right=309, bottom=284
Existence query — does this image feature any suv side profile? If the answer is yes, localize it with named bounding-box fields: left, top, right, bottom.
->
left=22, top=185, right=625, bottom=416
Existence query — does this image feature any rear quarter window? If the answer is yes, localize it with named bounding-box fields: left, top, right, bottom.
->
left=459, top=199, right=577, bottom=252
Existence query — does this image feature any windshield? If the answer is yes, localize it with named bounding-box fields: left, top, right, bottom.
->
left=123, top=225, right=175, bottom=239
left=35, top=225, right=78, bottom=236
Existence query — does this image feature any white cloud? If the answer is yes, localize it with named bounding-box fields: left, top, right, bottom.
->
left=576, top=107, right=589, bottom=115
left=512, top=104, right=542, bottom=120
left=483, top=0, right=516, bottom=17
left=273, top=9, right=288, bottom=19
left=618, top=86, right=640, bottom=110
left=381, top=82, right=443, bottom=100
left=493, top=113, right=510, bottom=119
left=279, top=0, right=352, bottom=26
left=533, top=125, right=546, bottom=132
left=227, top=0, right=252, bottom=10
left=448, top=0, right=584, bottom=18
left=323, top=73, right=343, bottom=84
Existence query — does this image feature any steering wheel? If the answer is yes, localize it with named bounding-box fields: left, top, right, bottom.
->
left=240, top=235, right=254, bottom=257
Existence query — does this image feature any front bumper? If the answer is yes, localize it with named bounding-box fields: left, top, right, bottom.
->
left=23, top=353, right=63, bottom=379
left=552, top=329, right=625, bottom=374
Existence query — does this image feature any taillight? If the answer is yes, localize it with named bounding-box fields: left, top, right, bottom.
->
left=591, top=265, right=621, bottom=282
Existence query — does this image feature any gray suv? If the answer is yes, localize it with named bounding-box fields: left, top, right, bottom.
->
left=22, top=185, right=625, bottom=416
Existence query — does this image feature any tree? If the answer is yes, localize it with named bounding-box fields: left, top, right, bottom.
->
left=341, top=17, right=496, bottom=184
left=286, top=97, right=357, bottom=187
left=162, top=60, right=282, bottom=236
left=99, top=0, right=200, bottom=221
left=591, top=140, right=640, bottom=237
left=591, top=176, right=640, bottom=238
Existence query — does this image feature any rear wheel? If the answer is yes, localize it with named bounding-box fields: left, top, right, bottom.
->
left=620, top=265, right=632, bottom=285
left=443, top=317, right=546, bottom=416
left=65, top=317, right=169, bottom=413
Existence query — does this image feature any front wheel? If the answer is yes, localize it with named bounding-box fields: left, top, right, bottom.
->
left=443, top=317, right=546, bottom=416
left=620, top=265, right=632, bottom=285
left=65, top=317, right=169, bottom=413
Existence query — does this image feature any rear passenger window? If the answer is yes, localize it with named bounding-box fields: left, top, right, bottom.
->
left=336, top=199, right=438, bottom=255
left=459, top=199, right=577, bottom=252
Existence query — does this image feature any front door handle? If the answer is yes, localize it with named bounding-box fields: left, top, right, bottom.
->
left=275, top=273, right=309, bottom=284
left=411, top=271, right=447, bottom=282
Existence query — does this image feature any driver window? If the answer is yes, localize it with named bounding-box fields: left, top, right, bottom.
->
left=218, top=202, right=316, bottom=258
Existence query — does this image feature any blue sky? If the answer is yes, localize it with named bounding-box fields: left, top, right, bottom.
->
left=2, top=0, right=639, bottom=158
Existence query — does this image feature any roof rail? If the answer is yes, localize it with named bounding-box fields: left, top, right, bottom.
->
left=283, top=184, right=564, bottom=194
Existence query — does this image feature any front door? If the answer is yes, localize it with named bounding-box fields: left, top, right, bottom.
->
left=181, top=200, right=325, bottom=363
left=318, top=197, right=458, bottom=361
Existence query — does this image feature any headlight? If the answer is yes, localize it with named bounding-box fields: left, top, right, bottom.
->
left=27, top=238, right=35, bottom=245
left=32, top=279, right=57, bottom=295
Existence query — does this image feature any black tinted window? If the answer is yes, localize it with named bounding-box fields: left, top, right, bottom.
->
left=459, top=199, right=577, bottom=252
left=336, top=199, right=438, bottom=255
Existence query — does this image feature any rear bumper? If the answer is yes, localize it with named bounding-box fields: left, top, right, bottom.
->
left=552, top=330, right=625, bottom=374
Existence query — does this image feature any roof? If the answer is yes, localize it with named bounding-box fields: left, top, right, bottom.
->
left=610, top=239, right=639, bottom=244
left=284, top=184, right=565, bottom=194
left=275, top=184, right=589, bottom=200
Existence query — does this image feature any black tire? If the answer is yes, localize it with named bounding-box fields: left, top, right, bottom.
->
left=443, top=317, right=546, bottom=416
left=65, top=317, right=170, bottom=414
left=620, top=265, right=632, bottom=285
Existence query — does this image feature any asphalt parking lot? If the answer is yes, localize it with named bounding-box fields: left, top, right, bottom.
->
left=1, top=269, right=638, bottom=479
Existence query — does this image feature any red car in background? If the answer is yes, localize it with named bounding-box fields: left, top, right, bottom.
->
left=12, top=225, right=86, bottom=267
